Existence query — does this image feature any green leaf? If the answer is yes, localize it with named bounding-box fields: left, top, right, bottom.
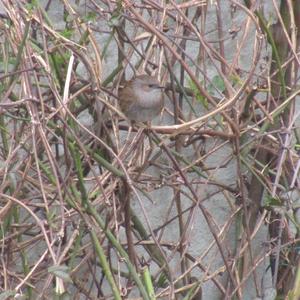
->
left=264, top=196, right=282, bottom=208
left=229, top=74, right=242, bottom=86
left=60, top=29, right=73, bottom=39
left=188, top=79, right=208, bottom=108
left=48, top=265, right=73, bottom=283
left=53, top=291, right=72, bottom=300
left=294, top=144, right=300, bottom=151
left=25, top=0, right=38, bottom=12
left=83, top=12, right=97, bottom=22
left=108, top=14, right=122, bottom=27
left=0, top=291, right=16, bottom=299
left=156, top=272, right=168, bottom=288
left=211, top=75, right=225, bottom=93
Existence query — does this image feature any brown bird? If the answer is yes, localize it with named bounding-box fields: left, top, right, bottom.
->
left=118, top=75, right=164, bottom=122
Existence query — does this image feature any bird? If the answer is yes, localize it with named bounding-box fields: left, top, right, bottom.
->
left=118, top=74, right=164, bottom=122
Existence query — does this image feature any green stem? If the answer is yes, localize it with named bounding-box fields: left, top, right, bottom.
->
left=90, top=230, right=122, bottom=300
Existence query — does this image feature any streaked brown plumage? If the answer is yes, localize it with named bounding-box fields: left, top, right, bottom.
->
left=118, top=75, right=164, bottom=122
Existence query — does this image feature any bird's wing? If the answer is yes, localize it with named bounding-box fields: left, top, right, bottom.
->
left=118, top=81, right=136, bottom=112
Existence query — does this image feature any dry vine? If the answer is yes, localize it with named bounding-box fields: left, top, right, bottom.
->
left=0, top=1, right=300, bottom=299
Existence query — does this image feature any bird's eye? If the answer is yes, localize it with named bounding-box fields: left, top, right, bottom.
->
left=149, top=84, right=162, bottom=89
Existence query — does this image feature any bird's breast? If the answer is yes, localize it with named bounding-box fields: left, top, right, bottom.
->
left=135, top=90, right=163, bottom=109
